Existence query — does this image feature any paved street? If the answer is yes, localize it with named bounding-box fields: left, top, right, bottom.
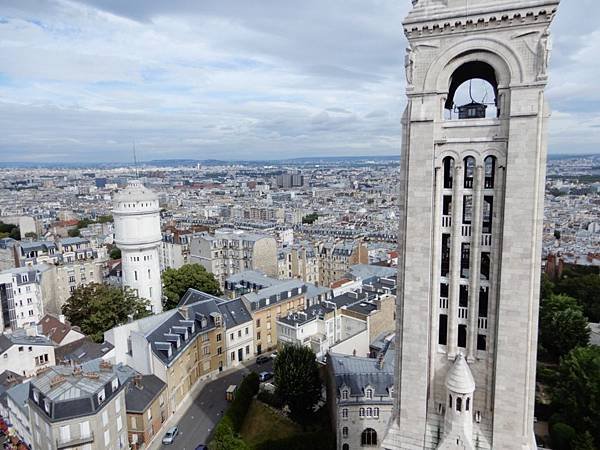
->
left=157, top=358, right=274, bottom=450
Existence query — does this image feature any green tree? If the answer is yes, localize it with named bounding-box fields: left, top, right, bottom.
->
left=553, top=346, right=600, bottom=446
left=540, top=273, right=555, bottom=300
left=68, top=228, right=81, bottom=237
left=9, top=227, right=20, bottom=240
left=555, top=274, right=600, bottom=322
left=302, top=213, right=319, bottom=224
left=274, top=345, right=322, bottom=423
left=572, top=432, right=596, bottom=450
left=24, top=232, right=37, bottom=240
left=162, top=264, right=222, bottom=310
left=62, top=283, right=151, bottom=342
left=539, top=294, right=590, bottom=362
left=550, top=422, right=577, bottom=450
left=109, top=247, right=121, bottom=260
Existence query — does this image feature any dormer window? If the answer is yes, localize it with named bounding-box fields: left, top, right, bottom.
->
left=341, top=389, right=349, bottom=400
left=98, top=390, right=106, bottom=404
left=112, top=378, right=119, bottom=391
left=33, top=390, right=39, bottom=403
left=44, top=399, right=51, bottom=414
left=365, top=388, right=373, bottom=399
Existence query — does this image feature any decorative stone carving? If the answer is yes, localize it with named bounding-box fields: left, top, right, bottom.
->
left=405, top=47, right=415, bottom=86
left=536, top=31, right=552, bottom=80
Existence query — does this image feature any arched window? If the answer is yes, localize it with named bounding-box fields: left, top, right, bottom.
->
left=365, top=389, right=373, bottom=399
left=456, top=397, right=462, bottom=412
left=373, top=407, right=379, bottom=417
left=343, top=445, right=349, bottom=450
left=342, top=427, right=348, bottom=438
left=449, top=394, right=453, bottom=408
left=466, top=397, right=470, bottom=411
left=484, top=156, right=496, bottom=188
left=464, top=156, right=475, bottom=188
left=361, top=428, right=378, bottom=446
left=359, top=408, right=365, bottom=418
left=445, top=61, right=499, bottom=120
left=443, top=157, right=454, bottom=189
left=366, top=407, right=372, bottom=417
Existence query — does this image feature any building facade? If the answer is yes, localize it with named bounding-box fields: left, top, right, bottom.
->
left=383, top=1, right=559, bottom=449
left=113, top=180, right=163, bottom=313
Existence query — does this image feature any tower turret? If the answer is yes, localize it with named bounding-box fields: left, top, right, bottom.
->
left=113, top=180, right=163, bottom=313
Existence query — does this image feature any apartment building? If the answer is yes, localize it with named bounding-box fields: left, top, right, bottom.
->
left=278, top=243, right=320, bottom=285
left=125, top=374, right=168, bottom=449
left=28, top=359, right=131, bottom=450
left=0, top=267, right=45, bottom=330
left=318, top=241, right=368, bottom=288
left=160, top=228, right=191, bottom=270
left=105, top=296, right=227, bottom=415
left=190, top=228, right=277, bottom=288
left=0, top=331, right=55, bottom=377
left=242, top=279, right=307, bottom=354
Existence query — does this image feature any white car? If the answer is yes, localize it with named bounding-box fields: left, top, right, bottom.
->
left=162, top=426, right=179, bottom=445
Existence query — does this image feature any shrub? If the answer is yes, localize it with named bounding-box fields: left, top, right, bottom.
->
left=550, top=422, right=577, bottom=450
left=257, top=391, right=284, bottom=409
left=255, top=431, right=335, bottom=450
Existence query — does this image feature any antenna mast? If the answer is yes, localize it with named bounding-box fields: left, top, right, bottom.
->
left=133, top=139, right=139, bottom=178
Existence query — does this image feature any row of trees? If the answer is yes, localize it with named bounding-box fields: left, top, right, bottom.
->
left=62, top=263, right=221, bottom=342
left=538, top=271, right=600, bottom=449
left=0, top=222, right=20, bottom=240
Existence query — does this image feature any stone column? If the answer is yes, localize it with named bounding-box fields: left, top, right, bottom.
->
left=448, top=162, right=464, bottom=358
left=467, top=165, right=484, bottom=361
left=429, top=165, right=443, bottom=395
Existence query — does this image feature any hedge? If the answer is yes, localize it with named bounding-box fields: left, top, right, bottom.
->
left=209, top=372, right=259, bottom=450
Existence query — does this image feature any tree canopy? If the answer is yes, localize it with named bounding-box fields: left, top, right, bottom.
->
left=274, top=345, right=322, bottom=423
left=302, top=213, right=319, bottom=225
left=109, top=247, right=121, bottom=260
left=538, top=294, right=590, bottom=362
left=554, top=273, right=600, bottom=322
left=62, top=283, right=151, bottom=342
left=552, top=346, right=600, bottom=447
left=162, top=263, right=222, bottom=310
left=0, top=222, right=20, bottom=240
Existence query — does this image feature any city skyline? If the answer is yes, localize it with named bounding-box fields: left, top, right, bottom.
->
left=1, top=0, right=599, bottom=163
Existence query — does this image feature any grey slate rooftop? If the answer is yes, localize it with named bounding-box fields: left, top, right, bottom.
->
left=125, top=374, right=166, bottom=414
left=278, top=303, right=335, bottom=327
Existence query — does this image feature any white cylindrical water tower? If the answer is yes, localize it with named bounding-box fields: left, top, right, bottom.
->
left=113, top=180, right=163, bottom=313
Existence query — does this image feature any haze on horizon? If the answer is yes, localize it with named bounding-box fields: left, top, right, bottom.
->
left=0, top=0, right=599, bottom=163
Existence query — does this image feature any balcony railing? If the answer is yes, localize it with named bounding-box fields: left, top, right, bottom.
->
left=461, top=225, right=472, bottom=237
left=458, top=307, right=468, bottom=319
left=441, top=215, right=452, bottom=228
left=439, top=297, right=449, bottom=309
left=481, top=234, right=492, bottom=247
left=57, top=432, right=94, bottom=449
left=478, top=317, right=488, bottom=330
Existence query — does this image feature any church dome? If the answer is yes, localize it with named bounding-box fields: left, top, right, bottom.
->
left=445, top=354, right=475, bottom=394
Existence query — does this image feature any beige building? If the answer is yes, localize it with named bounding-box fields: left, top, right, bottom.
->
left=318, top=241, right=368, bottom=288
left=125, top=374, right=168, bottom=449
left=278, top=244, right=321, bottom=285
left=242, top=279, right=307, bottom=354
left=28, top=360, right=130, bottom=450
left=190, top=228, right=278, bottom=288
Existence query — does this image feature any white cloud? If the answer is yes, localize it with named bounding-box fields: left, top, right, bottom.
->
left=0, top=0, right=597, bottom=161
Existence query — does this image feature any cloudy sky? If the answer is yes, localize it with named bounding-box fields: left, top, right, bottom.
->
left=0, top=0, right=598, bottom=163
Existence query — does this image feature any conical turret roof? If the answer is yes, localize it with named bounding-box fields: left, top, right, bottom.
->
left=445, top=353, right=475, bottom=394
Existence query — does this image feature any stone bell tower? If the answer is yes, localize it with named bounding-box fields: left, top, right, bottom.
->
left=383, top=0, right=559, bottom=449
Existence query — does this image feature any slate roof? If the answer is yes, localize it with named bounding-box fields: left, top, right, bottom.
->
left=0, top=331, right=54, bottom=355
left=55, top=338, right=114, bottom=364
left=225, top=270, right=281, bottom=290
left=125, top=375, right=166, bottom=413
left=144, top=297, right=221, bottom=367
left=329, top=349, right=395, bottom=402
left=243, top=279, right=307, bottom=311
left=29, top=360, right=134, bottom=422
left=347, top=264, right=397, bottom=282
left=278, top=303, right=335, bottom=327
left=217, top=298, right=252, bottom=328
left=7, top=381, right=30, bottom=416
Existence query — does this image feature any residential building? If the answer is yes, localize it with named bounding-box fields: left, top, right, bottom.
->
left=327, top=345, right=394, bottom=450
left=125, top=374, right=168, bottom=449
left=0, top=331, right=55, bottom=377
left=160, top=228, right=191, bottom=270
left=383, top=0, right=558, bottom=448
left=6, top=381, right=32, bottom=448
left=105, top=297, right=226, bottom=415
left=38, top=314, right=85, bottom=347
left=28, top=359, right=131, bottom=450
left=242, top=279, right=307, bottom=354
left=190, top=228, right=278, bottom=288
left=318, top=241, right=368, bottom=288
left=0, top=267, right=45, bottom=330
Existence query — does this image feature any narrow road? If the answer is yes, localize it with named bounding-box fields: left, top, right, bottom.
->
left=159, top=358, right=274, bottom=450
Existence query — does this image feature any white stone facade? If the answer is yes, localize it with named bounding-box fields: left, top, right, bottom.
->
left=383, top=1, right=559, bottom=449
left=113, top=180, right=163, bottom=313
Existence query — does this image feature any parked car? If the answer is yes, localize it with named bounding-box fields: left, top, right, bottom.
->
left=162, top=427, right=179, bottom=445
left=259, top=371, right=274, bottom=382
left=270, top=351, right=278, bottom=359
left=195, top=445, right=208, bottom=450
left=256, top=355, right=269, bottom=365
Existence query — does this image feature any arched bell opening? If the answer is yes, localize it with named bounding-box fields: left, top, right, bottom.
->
left=444, top=61, right=499, bottom=120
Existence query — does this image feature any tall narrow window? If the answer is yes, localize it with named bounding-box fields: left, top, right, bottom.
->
left=484, top=156, right=496, bottom=188
left=464, top=156, right=475, bottom=188
left=458, top=325, right=467, bottom=348
left=443, top=157, right=454, bottom=189
left=463, top=195, right=473, bottom=224
left=456, top=397, right=463, bottom=412
left=438, top=314, right=448, bottom=345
